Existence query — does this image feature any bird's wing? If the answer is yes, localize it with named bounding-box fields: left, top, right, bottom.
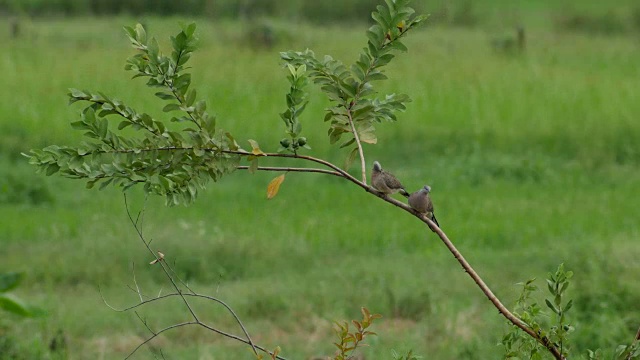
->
left=382, top=171, right=405, bottom=189
left=426, top=196, right=434, bottom=213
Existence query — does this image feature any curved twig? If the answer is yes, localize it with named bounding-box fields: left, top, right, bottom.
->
left=102, top=291, right=254, bottom=345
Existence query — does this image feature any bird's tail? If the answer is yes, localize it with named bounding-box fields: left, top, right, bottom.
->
left=400, top=189, right=410, bottom=198
left=431, top=214, right=440, bottom=229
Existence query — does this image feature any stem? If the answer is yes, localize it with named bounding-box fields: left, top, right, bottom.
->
left=346, top=108, right=367, bottom=184
left=236, top=165, right=342, bottom=177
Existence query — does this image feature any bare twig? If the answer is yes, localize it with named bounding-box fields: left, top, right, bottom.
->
left=132, top=262, right=144, bottom=303
left=103, top=291, right=256, bottom=352
left=345, top=109, right=367, bottom=184
left=121, top=194, right=261, bottom=358
left=125, top=321, right=194, bottom=360
left=123, top=195, right=200, bottom=322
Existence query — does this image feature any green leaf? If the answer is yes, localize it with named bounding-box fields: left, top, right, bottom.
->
left=186, top=89, right=197, bottom=107
left=46, top=163, right=60, bottom=176
left=248, top=158, right=258, bottom=174
left=359, top=130, right=377, bottom=144
left=135, top=23, right=147, bottom=44
left=0, top=272, right=23, bottom=293
left=70, top=121, right=89, bottom=130
left=155, top=92, right=174, bottom=100
left=343, top=147, right=359, bottom=170
left=163, top=103, right=181, bottom=112
left=0, top=293, right=31, bottom=317
left=545, top=299, right=559, bottom=314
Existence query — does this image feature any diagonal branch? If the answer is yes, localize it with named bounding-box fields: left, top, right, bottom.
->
left=362, top=192, right=565, bottom=360
left=230, top=149, right=564, bottom=358
left=93, top=146, right=562, bottom=358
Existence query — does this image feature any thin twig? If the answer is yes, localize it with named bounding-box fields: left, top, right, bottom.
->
left=106, top=291, right=257, bottom=352
left=345, top=108, right=367, bottom=184
left=135, top=311, right=156, bottom=335
left=236, top=165, right=342, bottom=177
left=122, top=194, right=260, bottom=358
left=132, top=262, right=144, bottom=303
left=125, top=321, right=195, bottom=360
left=124, top=194, right=200, bottom=322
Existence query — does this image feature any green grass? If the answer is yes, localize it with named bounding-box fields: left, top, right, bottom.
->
left=1, top=8, right=640, bottom=360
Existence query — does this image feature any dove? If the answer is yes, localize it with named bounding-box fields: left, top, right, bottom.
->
left=371, top=161, right=409, bottom=197
left=408, top=185, right=440, bottom=229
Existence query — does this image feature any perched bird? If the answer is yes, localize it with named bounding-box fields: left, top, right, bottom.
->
left=371, top=161, right=409, bottom=197
left=408, top=185, right=440, bottom=228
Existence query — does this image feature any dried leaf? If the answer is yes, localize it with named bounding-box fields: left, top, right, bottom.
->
left=267, top=174, right=285, bottom=199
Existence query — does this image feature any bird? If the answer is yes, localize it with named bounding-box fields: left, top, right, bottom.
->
left=408, top=185, right=440, bottom=229
left=371, top=161, right=409, bottom=198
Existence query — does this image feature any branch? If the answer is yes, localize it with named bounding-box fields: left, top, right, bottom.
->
left=122, top=195, right=263, bottom=358
left=97, top=146, right=561, bottom=358
left=345, top=109, right=367, bottom=184
left=239, top=152, right=566, bottom=358
left=236, top=165, right=342, bottom=177
left=364, top=193, right=565, bottom=359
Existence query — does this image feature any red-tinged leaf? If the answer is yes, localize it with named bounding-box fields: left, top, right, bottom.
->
left=267, top=174, right=285, bottom=199
left=352, top=320, right=363, bottom=330
left=361, top=307, right=370, bottom=319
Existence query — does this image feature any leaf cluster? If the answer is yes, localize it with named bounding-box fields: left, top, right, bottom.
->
left=278, top=64, right=310, bottom=154
left=280, top=0, right=426, bottom=167
left=501, top=264, right=575, bottom=359
left=333, top=307, right=382, bottom=360
left=25, top=23, right=241, bottom=206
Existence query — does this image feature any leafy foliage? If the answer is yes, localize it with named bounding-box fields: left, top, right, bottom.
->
left=333, top=307, right=381, bottom=360
left=280, top=0, right=426, bottom=167
left=501, top=264, right=576, bottom=359
left=278, top=64, right=310, bottom=154
left=24, top=23, right=241, bottom=206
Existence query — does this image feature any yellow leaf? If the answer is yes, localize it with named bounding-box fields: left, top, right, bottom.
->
left=267, top=174, right=285, bottom=199
left=248, top=139, right=265, bottom=156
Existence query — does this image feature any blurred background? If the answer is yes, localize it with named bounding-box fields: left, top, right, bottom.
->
left=1, top=0, right=639, bottom=359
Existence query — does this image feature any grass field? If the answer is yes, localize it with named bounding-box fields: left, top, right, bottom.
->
left=1, top=2, right=640, bottom=359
